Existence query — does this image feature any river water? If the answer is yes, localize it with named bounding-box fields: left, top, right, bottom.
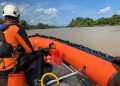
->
left=27, top=26, right=120, bottom=57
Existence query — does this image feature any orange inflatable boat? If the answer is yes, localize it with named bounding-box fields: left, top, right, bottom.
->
left=29, top=35, right=120, bottom=86
left=7, top=35, right=120, bottom=86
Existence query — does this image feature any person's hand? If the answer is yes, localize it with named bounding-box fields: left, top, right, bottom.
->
left=44, top=55, right=52, bottom=64
left=35, top=48, right=49, bottom=56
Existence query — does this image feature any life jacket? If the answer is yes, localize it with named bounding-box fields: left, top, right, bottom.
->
left=0, top=24, right=20, bottom=71
left=0, top=24, right=14, bottom=57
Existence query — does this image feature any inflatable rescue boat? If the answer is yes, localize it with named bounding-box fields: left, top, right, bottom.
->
left=8, top=35, right=120, bottom=86
left=30, top=35, right=120, bottom=86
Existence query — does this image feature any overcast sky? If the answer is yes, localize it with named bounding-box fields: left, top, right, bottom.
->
left=0, top=0, right=120, bottom=26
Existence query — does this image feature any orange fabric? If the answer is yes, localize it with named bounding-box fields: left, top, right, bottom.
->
left=16, top=34, right=32, bottom=54
left=0, top=55, right=18, bottom=71
left=4, top=25, right=19, bottom=47
left=8, top=71, right=27, bottom=86
left=0, top=25, right=32, bottom=70
left=0, top=25, right=19, bottom=70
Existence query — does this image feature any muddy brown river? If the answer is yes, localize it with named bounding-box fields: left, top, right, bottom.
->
left=27, top=26, right=120, bottom=57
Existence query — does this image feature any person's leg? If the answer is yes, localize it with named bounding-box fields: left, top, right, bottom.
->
left=25, top=51, right=45, bottom=86
left=43, top=63, right=53, bottom=85
left=26, top=55, right=53, bottom=86
left=16, top=49, right=53, bottom=86
left=43, top=63, right=53, bottom=74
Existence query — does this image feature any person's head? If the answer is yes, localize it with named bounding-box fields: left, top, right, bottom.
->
left=3, top=4, right=20, bottom=23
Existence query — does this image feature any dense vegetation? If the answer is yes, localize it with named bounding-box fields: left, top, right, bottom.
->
left=0, top=19, right=3, bottom=24
left=0, top=19, right=57, bottom=30
left=68, top=14, right=120, bottom=27
left=19, top=20, right=58, bottom=30
left=1, top=14, right=120, bottom=29
left=28, top=23, right=58, bottom=29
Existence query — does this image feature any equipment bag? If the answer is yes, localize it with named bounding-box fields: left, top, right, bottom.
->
left=0, top=24, right=13, bottom=57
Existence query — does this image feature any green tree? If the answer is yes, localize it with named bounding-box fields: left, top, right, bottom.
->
left=19, top=20, right=29, bottom=30
left=68, top=17, right=94, bottom=27
left=37, top=23, right=45, bottom=29
left=0, top=19, right=3, bottom=24
left=37, top=23, right=49, bottom=29
left=83, top=18, right=94, bottom=26
left=111, top=14, right=120, bottom=25
left=69, top=14, right=120, bottom=27
left=69, top=19, right=75, bottom=27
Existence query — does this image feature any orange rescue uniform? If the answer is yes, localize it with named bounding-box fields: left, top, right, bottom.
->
left=0, top=25, right=34, bottom=71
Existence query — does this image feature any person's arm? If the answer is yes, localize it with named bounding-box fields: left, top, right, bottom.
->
left=15, top=28, right=34, bottom=54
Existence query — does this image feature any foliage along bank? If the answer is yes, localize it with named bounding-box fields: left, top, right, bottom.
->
left=0, top=19, right=58, bottom=30
left=1, top=14, right=120, bottom=29
left=68, top=14, right=120, bottom=27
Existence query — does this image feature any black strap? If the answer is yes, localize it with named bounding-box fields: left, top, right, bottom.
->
left=0, top=30, right=5, bottom=42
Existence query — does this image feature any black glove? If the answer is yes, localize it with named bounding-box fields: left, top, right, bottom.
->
left=35, top=48, right=50, bottom=57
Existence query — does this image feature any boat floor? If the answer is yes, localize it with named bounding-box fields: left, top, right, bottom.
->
left=49, top=63, right=96, bottom=86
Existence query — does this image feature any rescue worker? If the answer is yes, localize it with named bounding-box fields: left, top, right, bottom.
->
left=0, top=4, right=51, bottom=86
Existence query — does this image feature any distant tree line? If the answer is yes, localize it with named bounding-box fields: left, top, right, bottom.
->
left=0, top=19, right=3, bottom=24
left=68, top=14, right=120, bottom=27
left=0, top=19, right=58, bottom=30
left=19, top=20, right=58, bottom=30
left=1, top=14, right=120, bottom=29
left=28, top=23, right=58, bottom=29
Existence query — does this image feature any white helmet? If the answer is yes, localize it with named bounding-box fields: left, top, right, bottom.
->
left=3, top=4, right=20, bottom=17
